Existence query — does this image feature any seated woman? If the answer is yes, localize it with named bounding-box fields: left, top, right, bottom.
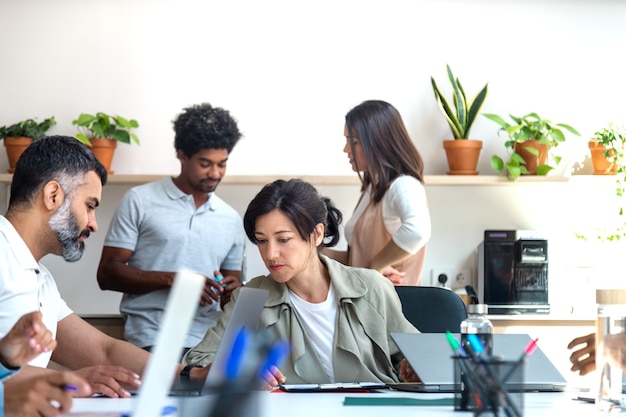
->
left=183, top=179, right=419, bottom=386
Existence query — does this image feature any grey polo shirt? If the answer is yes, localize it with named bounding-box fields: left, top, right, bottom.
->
left=104, top=178, right=245, bottom=348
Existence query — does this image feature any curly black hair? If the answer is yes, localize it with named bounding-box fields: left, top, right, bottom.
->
left=172, top=103, right=242, bottom=157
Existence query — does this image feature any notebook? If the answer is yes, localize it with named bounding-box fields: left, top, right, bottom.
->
left=170, top=286, right=269, bottom=395
left=390, top=333, right=567, bottom=393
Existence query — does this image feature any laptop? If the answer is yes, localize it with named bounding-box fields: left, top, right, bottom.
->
left=63, top=277, right=269, bottom=416
left=170, top=286, right=269, bottom=395
left=390, top=333, right=567, bottom=393
left=65, top=268, right=206, bottom=417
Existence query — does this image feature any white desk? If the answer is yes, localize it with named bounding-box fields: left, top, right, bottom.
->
left=64, top=390, right=595, bottom=417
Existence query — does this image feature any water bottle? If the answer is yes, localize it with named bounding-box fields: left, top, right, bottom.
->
left=596, top=289, right=626, bottom=411
left=458, top=304, right=493, bottom=411
left=460, top=304, right=493, bottom=356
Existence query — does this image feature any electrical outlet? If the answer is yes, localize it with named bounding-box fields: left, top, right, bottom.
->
left=431, top=267, right=472, bottom=289
left=431, top=268, right=452, bottom=287
left=451, top=268, right=472, bottom=290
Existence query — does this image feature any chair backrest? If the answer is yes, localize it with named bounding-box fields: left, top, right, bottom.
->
left=394, top=286, right=468, bottom=333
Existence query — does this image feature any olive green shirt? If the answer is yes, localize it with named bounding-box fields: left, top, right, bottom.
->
left=184, top=255, right=419, bottom=384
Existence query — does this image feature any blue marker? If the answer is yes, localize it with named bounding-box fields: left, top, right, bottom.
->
left=121, top=405, right=177, bottom=417
left=466, top=334, right=485, bottom=356
left=225, top=327, right=250, bottom=379
left=259, top=340, right=290, bottom=377
left=214, top=274, right=226, bottom=287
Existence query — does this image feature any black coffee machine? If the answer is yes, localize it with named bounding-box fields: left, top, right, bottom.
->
left=477, top=230, right=549, bottom=314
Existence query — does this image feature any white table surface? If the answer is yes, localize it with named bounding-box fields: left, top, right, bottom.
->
left=63, top=390, right=598, bottom=417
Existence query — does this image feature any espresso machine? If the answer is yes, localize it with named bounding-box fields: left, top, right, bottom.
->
left=477, top=230, right=549, bottom=314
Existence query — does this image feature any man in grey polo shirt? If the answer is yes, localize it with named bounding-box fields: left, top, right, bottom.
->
left=97, top=103, right=245, bottom=357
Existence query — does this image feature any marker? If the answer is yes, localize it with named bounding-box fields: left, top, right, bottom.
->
left=258, top=340, right=290, bottom=378
left=466, top=334, right=486, bottom=357
left=462, top=334, right=521, bottom=417
left=445, top=332, right=484, bottom=409
left=62, top=384, right=78, bottom=392
left=121, top=405, right=177, bottom=417
left=500, top=337, right=538, bottom=383
left=214, top=274, right=226, bottom=287
left=225, top=326, right=250, bottom=380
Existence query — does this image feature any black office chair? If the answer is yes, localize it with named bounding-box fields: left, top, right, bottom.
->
left=394, top=286, right=468, bottom=333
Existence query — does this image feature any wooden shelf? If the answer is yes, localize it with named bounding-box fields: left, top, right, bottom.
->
left=1, top=173, right=619, bottom=187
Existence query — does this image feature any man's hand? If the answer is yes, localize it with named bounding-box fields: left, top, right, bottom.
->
left=602, top=333, right=626, bottom=373
left=4, top=371, right=91, bottom=417
left=568, top=332, right=596, bottom=376
left=0, top=311, right=56, bottom=368
left=200, top=272, right=224, bottom=307
left=73, top=365, right=142, bottom=398
left=220, top=272, right=243, bottom=305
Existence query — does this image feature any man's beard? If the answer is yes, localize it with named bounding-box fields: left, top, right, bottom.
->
left=48, top=199, right=88, bottom=262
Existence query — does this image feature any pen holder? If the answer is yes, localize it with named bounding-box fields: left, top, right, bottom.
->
left=453, top=356, right=525, bottom=417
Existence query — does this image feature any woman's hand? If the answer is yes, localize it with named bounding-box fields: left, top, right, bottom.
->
left=379, top=265, right=406, bottom=285
left=260, top=365, right=286, bottom=390
left=568, top=332, right=596, bottom=376
left=399, top=358, right=420, bottom=382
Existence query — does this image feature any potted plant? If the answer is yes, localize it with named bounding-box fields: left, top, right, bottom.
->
left=588, top=123, right=626, bottom=176
left=483, top=112, right=580, bottom=181
left=0, top=116, right=56, bottom=173
left=431, top=64, right=489, bottom=175
left=72, top=112, right=140, bottom=174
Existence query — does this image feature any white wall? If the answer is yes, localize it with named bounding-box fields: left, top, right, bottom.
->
left=2, top=0, right=626, bottom=316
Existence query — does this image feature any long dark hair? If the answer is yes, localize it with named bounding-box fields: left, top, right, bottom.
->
left=244, top=179, right=342, bottom=248
left=345, top=100, right=424, bottom=203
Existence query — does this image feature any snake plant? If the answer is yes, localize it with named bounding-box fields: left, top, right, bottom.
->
left=431, top=65, right=488, bottom=139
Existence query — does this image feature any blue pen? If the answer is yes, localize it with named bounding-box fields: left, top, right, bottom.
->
left=62, top=384, right=78, bottom=392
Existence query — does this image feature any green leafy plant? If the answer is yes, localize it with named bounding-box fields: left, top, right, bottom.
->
left=590, top=123, right=626, bottom=176
left=431, top=64, right=488, bottom=139
left=72, top=112, right=140, bottom=146
left=483, top=112, right=580, bottom=181
left=576, top=123, right=626, bottom=242
left=0, top=116, right=56, bottom=140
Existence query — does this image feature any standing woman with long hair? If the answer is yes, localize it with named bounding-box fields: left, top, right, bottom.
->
left=325, top=100, right=431, bottom=285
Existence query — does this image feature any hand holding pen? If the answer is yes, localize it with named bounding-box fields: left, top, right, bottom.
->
left=200, top=271, right=227, bottom=307
left=4, top=371, right=91, bottom=416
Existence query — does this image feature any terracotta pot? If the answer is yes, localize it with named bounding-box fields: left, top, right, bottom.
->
left=589, top=140, right=619, bottom=175
left=443, top=139, right=482, bottom=175
left=4, top=136, right=33, bottom=173
left=89, top=138, right=117, bottom=174
left=514, top=140, right=548, bottom=175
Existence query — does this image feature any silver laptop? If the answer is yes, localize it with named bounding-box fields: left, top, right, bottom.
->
left=170, top=286, right=269, bottom=395
left=64, top=269, right=205, bottom=417
left=390, top=333, right=567, bottom=393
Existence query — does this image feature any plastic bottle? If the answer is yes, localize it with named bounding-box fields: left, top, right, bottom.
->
left=596, top=289, right=626, bottom=411
left=458, top=304, right=494, bottom=411
left=460, top=304, right=493, bottom=356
